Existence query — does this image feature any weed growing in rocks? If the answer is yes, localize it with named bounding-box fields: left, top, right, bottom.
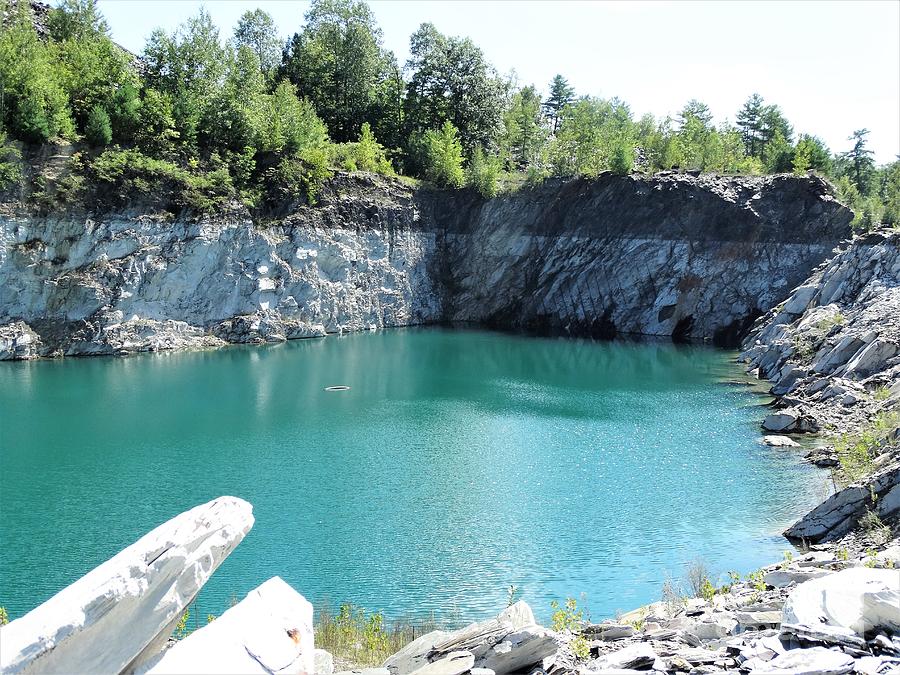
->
left=0, top=606, right=8, bottom=625
left=315, top=603, right=432, bottom=666
left=832, top=410, right=900, bottom=487
left=550, top=598, right=589, bottom=660
left=874, top=386, right=891, bottom=401
left=860, top=509, right=892, bottom=545
left=506, top=585, right=520, bottom=607
left=662, top=574, right=686, bottom=618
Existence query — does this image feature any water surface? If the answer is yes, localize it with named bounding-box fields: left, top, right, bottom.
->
left=0, top=328, right=824, bottom=622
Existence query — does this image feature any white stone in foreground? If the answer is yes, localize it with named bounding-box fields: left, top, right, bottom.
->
left=750, top=646, right=854, bottom=675
left=0, top=496, right=253, bottom=675
left=143, top=576, right=315, bottom=675
left=782, top=567, right=900, bottom=636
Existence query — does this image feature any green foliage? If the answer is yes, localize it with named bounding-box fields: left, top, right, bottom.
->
left=550, top=597, right=583, bottom=632
left=465, top=146, right=501, bottom=198
left=505, top=584, right=519, bottom=607
left=837, top=547, right=850, bottom=561
left=832, top=411, right=900, bottom=487
left=261, top=149, right=333, bottom=207
left=0, top=131, right=23, bottom=190
left=174, top=607, right=191, bottom=639
left=281, top=0, right=387, bottom=142
left=84, top=105, right=112, bottom=146
left=259, top=82, right=329, bottom=155
left=543, top=74, right=574, bottom=134
left=874, top=386, right=891, bottom=401
left=315, top=603, right=429, bottom=666
left=0, top=0, right=75, bottom=142
left=685, top=558, right=713, bottom=599
left=0, top=606, right=8, bottom=625
left=417, top=121, right=465, bottom=188
left=232, top=9, right=282, bottom=77
left=404, top=22, right=506, bottom=155
left=330, top=122, right=394, bottom=174
left=860, top=509, right=891, bottom=545
left=549, top=96, right=634, bottom=176
left=502, top=85, right=546, bottom=170
left=88, top=148, right=235, bottom=212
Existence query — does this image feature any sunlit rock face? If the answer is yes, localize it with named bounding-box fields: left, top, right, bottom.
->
left=0, top=171, right=851, bottom=358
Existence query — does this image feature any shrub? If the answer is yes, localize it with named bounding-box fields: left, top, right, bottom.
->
left=88, top=148, right=236, bottom=212
left=832, top=411, right=900, bottom=487
left=465, top=147, right=501, bottom=198
left=329, top=123, right=394, bottom=175
left=261, top=149, right=332, bottom=207
left=85, top=105, right=112, bottom=146
left=685, top=558, right=711, bottom=598
left=0, top=606, right=8, bottom=626
left=860, top=509, right=891, bottom=545
left=550, top=597, right=583, bottom=632
left=420, top=121, right=465, bottom=188
left=0, top=132, right=23, bottom=190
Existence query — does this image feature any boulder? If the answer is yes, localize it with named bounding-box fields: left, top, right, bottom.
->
left=782, top=568, right=900, bottom=636
left=785, top=461, right=900, bottom=543
left=762, top=435, right=800, bottom=448
left=762, top=408, right=817, bottom=433
left=585, top=643, right=656, bottom=670
left=382, top=602, right=556, bottom=675
left=409, top=652, right=474, bottom=675
left=0, top=497, right=254, bottom=675
left=315, top=649, right=335, bottom=675
left=142, top=576, right=314, bottom=675
left=750, top=646, right=854, bottom=675
left=842, top=340, right=898, bottom=379
left=0, top=321, right=42, bottom=360
left=763, top=567, right=831, bottom=588
left=782, top=285, right=819, bottom=316
left=812, top=336, right=866, bottom=374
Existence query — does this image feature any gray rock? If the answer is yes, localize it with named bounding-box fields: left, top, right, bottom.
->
left=761, top=435, right=800, bottom=447
left=586, top=643, right=656, bottom=670
left=0, top=497, right=254, bottom=675
left=843, top=340, right=899, bottom=379
left=763, top=567, right=831, bottom=588
left=762, top=408, right=817, bottom=433
left=315, top=649, right=335, bottom=675
left=409, top=652, right=475, bottom=675
left=0, top=321, right=42, bottom=360
left=749, top=646, right=854, bottom=674
left=782, top=568, right=900, bottom=636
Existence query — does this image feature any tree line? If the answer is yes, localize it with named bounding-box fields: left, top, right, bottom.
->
left=0, top=0, right=897, bottom=225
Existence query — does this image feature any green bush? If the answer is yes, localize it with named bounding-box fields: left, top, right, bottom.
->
left=465, top=147, right=501, bottom=198
left=88, top=148, right=235, bottom=212
left=0, top=132, right=23, bottom=190
left=419, top=121, right=465, bottom=188
left=329, top=123, right=394, bottom=175
left=261, top=149, right=332, bottom=207
left=85, top=105, right=112, bottom=146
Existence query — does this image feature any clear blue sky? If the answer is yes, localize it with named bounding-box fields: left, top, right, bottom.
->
left=96, top=0, right=900, bottom=164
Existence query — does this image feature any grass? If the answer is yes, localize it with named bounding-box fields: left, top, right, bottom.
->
left=860, top=509, right=892, bottom=545
left=314, top=603, right=440, bottom=667
left=832, top=410, right=900, bottom=487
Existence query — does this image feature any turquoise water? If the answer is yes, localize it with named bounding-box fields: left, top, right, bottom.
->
left=0, top=328, right=824, bottom=623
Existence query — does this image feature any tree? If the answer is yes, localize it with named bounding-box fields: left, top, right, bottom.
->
left=793, top=134, right=831, bottom=174
left=503, top=85, right=545, bottom=170
left=736, top=93, right=765, bottom=157
left=84, top=104, right=112, bottom=145
left=201, top=46, right=266, bottom=153
left=232, top=9, right=282, bottom=78
left=47, top=0, right=108, bottom=41
left=281, top=0, right=386, bottom=142
left=542, top=74, right=574, bottom=133
left=417, top=120, right=464, bottom=187
left=676, top=100, right=714, bottom=169
left=843, top=129, right=875, bottom=193
left=403, top=23, right=506, bottom=155
left=0, top=0, right=75, bottom=142
left=548, top=96, right=634, bottom=176
left=142, top=8, right=226, bottom=151
left=258, top=81, right=329, bottom=154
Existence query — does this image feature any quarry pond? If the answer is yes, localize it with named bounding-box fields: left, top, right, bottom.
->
left=0, top=327, right=827, bottom=623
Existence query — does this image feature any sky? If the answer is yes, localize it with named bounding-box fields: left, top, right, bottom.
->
left=96, top=0, right=900, bottom=164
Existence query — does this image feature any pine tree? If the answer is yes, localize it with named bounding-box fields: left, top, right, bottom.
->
left=736, top=93, right=765, bottom=157
left=542, top=74, right=574, bottom=133
left=843, top=129, right=875, bottom=193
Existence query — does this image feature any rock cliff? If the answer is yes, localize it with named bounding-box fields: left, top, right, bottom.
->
left=0, top=171, right=852, bottom=358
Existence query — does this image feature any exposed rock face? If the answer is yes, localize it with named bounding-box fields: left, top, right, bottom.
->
left=742, top=229, right=900, bottom=434
left=0, top=175, right=441, bottom=358
left=785, top=456, right=900, bottom=543
left=0, top=172, right=851, bottom=359
left=0, top=496, right=254, bottom=674
left=431, top=173, right=851, bottom=345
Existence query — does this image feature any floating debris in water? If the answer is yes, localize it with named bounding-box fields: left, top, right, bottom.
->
left=324, top=385, right=350, bottom=391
